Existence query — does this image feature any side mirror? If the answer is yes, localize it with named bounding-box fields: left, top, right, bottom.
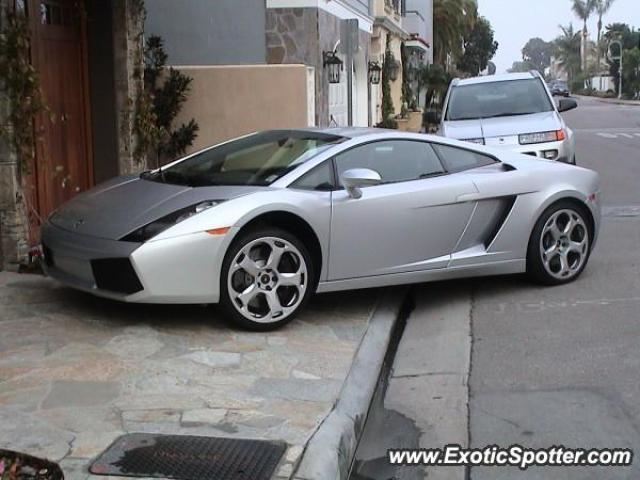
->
left=340, top=168, right=382, bottom=199
left=558, top=98, right=577, bottom=113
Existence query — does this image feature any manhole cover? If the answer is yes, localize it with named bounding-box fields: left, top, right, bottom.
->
left=90, top=433, right=286, bottom=480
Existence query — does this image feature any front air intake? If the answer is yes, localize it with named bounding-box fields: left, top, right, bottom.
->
left=91, top=258, right=144, bottom=294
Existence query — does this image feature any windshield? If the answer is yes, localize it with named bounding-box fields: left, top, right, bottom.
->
left=143, top=130, right=345, bottom=187
left=446, top=78, right=554, bottom=121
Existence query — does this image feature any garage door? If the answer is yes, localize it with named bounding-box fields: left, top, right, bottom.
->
left=328, top=54, right=358, bottom=127
left=328, top=53, right=348, bottom=126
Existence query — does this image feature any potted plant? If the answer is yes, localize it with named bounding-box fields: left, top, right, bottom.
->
left=0, top=450, right=64, bottom=480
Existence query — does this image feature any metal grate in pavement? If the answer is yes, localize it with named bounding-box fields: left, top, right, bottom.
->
left=89, top=433, right=286, bottom=480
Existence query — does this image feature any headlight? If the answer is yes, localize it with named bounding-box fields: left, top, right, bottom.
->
left=121, top=201, right=220, bottom=242
left=462, top=138, right=485, bottom=145
left=519, top=130, right=565, bottom=145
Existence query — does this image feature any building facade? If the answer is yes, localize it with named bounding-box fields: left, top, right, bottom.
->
left=0, top=0, right=433, bottom=269
left=370, top=0, right=407, bottom=124
left=401, top=0, right=433, bottom=111
left=146, top=0, right=375, bottom=128
left=403, top=0, right=433, bottom=65
left=265, top=2, right=373, bottom=127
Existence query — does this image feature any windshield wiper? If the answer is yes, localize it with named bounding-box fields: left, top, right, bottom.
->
left=140, top=167, right=167, bottom=183
left=185, top=178, right=219, bottom=187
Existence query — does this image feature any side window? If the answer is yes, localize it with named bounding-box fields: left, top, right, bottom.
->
left=335, top=141, right=445, bottom=185
left=433, top=144, right=497, bottom=172
left=290, top=161, right=335, bottom=191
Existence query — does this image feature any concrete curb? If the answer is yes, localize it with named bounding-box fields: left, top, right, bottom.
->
left=574, top=94, right=640, bottom=107
left=291, top=287, right=410, bottom=480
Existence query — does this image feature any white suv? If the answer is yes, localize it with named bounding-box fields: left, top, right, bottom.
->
left=440, top=71, right=577, bottom=164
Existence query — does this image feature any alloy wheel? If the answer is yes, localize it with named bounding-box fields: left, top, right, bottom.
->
left=227, top=237, right=308, bottom=323
left=539, top=208, right=589, bottom=280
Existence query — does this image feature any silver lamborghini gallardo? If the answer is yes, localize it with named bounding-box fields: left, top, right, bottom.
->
left=41, top=129, right=601, bottom=330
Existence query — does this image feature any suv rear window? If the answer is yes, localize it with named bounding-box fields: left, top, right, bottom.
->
left=446, top=78, right=554, bottom=121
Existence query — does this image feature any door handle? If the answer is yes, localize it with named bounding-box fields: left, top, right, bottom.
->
left=457, top=192, right=482, bottom=202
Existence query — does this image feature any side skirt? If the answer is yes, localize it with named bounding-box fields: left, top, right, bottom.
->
left=316, top=259, right=526, bottom=293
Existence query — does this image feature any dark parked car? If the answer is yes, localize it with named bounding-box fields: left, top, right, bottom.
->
left=550, top=80, right=571, bottom=97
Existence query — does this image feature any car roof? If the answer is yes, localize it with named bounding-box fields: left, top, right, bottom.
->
left=292, top=127, right=387, bottom=138
left=455, top=72, right=538, bottom=87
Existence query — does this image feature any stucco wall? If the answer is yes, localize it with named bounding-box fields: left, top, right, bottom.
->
left=145, top=0, right=267, bottom=66
left=173, top=65, right=314, bottom=153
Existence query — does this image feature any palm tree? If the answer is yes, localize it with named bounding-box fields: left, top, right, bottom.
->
left=604, top=22, right=630, bottom=44
left=594, top=0, right=616, bottom=70
left=433, top=0, right=477, bottom=67
left=571, top=0, right=596, bottom=72
left=554, top=24, right=582, bottom=84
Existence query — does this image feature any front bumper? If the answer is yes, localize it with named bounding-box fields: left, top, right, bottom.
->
left=487, top=139, right=574, bottom=163
left=41, top=221, right=230, bottom=304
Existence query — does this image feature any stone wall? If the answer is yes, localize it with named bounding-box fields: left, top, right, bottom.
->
left=112, top=0, right=147, bottom=175
left=266, top=8, right=319, bottom=66
left=0, top=163, right=29, bottom=271
left=0, top=1, right=29, bottom=270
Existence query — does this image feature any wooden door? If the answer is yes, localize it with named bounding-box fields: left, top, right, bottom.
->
left=28, top=0, right=92, bottom=225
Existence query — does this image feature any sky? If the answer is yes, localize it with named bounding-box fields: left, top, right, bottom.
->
left=478, top=0, right=640, bottom=73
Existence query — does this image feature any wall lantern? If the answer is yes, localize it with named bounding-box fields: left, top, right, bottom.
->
left=368, top=61, right=382, bottom=85
left=388, top=59, right=400, bottom=82
left=323, top=51, right=344, bottom=84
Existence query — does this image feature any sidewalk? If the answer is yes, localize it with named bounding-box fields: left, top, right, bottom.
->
left=0, top=271, right=378, bottom=479
left=574, top=94, right=640, bottom=106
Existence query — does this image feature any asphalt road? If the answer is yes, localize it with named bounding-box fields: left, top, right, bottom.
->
left=351, top=96, right=640, bottom=480
left=470, top=96, right=640, bottom=479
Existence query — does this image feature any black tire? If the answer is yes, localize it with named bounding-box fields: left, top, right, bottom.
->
left=220, top=227, right=315, bottom=331
left=527, top=200, right=593, bottom=286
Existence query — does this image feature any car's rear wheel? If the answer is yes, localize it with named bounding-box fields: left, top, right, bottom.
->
left=527, top=201, right=592, bottom=285
left=220, top=227, right=314, bottom=331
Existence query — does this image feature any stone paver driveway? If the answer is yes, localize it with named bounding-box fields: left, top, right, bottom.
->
left=0, top=272, right=376, bottom=479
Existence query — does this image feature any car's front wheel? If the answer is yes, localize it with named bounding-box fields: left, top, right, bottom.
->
left=220, top=227, right=314, bottom=331
left=527, top=201, right=592, bottom=285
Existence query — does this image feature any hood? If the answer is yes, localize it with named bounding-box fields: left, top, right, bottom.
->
left=441, top=119, right=483, bottom=141
left=50, top=175, right=266, bottom=240
left=443, top=111, right=561, bottom=140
